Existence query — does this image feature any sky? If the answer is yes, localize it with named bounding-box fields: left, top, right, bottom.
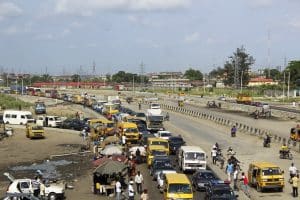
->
left=0, top=0, right=300, bottom=75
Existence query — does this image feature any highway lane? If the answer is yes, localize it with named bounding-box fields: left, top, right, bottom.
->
left=163, top=99, right=296, bottom=141
left=162, top=109, right=300, bottom=200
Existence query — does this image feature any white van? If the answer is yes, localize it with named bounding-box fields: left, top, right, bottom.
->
left=36, top=116, right=62, bottom=127
left=3, top=110, right=35, bottom=125
left=178, top=146, right=207, bottom=172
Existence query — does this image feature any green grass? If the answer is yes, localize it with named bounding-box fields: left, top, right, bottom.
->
left=0, top=94, right=33, bottom=110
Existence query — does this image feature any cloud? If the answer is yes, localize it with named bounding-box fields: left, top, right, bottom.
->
left=0, top=2, right=22, bottom=20
left=34, top=29, right=70, bottom=40
left=247, top=0, right=274, bottom=8
left=184, top=32, right=200, bottom=42
left=55, top=0, right=190, bottom=16
left=289, top=19, right=300, bottom=29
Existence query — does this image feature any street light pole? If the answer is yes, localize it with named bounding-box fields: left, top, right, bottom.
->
left=240, top=71, right=243, bottom=92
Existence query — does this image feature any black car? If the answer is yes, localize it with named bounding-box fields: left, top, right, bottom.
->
left=192, top=170, right=219, bottom=191
left=140, top=134, right=155, bottom=146
left=150, top=155, right=172, bottom=176
left=61, top=118, right=86, bottom=131
left=205, top=181, right=238, bottom=200
left=168, top=136, right=185, bottom=154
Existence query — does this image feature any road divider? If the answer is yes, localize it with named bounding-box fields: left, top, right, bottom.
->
left=145, top=101, right=300, bottom=153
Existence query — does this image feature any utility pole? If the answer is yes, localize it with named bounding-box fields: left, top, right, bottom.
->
left=234, top=56, right=239, bottom=89
left=240, top=71, right=243, bottom=92
left=287, top=70, right=290, bottom=100
left=132, top=75, right=135, bottom=94
left=283, top=71, right=286, bottom=101
left=140, top=62, right=145, bottom=90
left=267, top=30, right=271, bottom=78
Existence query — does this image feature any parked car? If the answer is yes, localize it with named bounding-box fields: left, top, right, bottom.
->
left=168, top=136, right=185, bottom=154
left=205, top=181, right=238, bottom=200
left=61, top=118, right=86, bottom=131
left=4, top=172, right=65, bottom=200
left=192, top=170, right=219, bottom=191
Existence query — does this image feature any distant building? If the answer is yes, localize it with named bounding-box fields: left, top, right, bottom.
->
left=248, top=77, right=278, bottom=87
left=150, top=78, right=192, bottom=89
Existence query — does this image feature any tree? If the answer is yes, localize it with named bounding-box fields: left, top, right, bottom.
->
left=286, top=60, right=300, bottom=87
left=71, top=74, right=81, bottom=82
left=184, top=68, right=203, bottom=81
left=40, top=74, right=53, bottom=82
left=222, top=46, right=255, bottom=86
left=263, top=68, right=281, bottom=80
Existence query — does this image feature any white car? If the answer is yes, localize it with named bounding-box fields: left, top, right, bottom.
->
left=154, top=131, right=173, bottom=140
left=4, top=172, right=65, bottom=200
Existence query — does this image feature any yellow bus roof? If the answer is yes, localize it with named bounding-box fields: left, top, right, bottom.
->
left=148, top=145, right=167, bottom=151
left=250, top=161, right=280, bottom=168
left=148, top=137, right=168, bottom=142
left=165, top=173, right=190, bottom=184
left=118, top=122, right=137, bottom=128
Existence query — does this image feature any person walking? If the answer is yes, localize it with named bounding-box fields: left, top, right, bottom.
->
left=231, top=125, right=237, bottom=137
left=128, top=180, right=135, bottom=200
left=211, top=147, right=217, bottom=165
left=39, top=180, right=45, bottom=199
left=140, top=189, right=149, bottom=200
left=135, top=148, right=141, bottom=164
left=135, top=171, right=144, bottom=194
left=291, top=174, right=299, bottom=198
left=115, top=179, right=122, bottom=200
left=289, top=163, right=298, bottom=180
left=240, top=172, right=249, bottom=195
left=233, top=167, right=239, bottom=191
left=226, top=162, right=234, bottom=182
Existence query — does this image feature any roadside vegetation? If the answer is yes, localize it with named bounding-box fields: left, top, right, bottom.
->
left=0, top=94, right=32, bottom=110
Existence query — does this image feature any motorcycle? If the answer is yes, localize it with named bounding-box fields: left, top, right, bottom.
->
left=279, top=149, right=293, bottom=160
left=263, top=137, right=271, bottom=148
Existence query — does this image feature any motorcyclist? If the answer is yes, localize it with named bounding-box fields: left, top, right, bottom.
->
left=263, top=134, right=271, bottom=147
left=165, top=112, right=170, bottom=121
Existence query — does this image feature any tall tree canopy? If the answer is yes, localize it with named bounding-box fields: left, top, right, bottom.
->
left=184, top=68, right=203, bottom=81
left=286, top=60, right=300, bottom=87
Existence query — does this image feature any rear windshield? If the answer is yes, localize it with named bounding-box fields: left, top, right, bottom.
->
left=151, top=141, right=168, bottom=148
left=262, top=168, right=281, bottom=176
left=168, top=183, right=191, bottom=194
left=185, top=152, right=205, bottom=161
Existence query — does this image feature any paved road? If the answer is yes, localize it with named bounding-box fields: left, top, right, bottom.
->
left=162, top=107, right=300, bottom=200
left=163, top=99, right=297, bottom=140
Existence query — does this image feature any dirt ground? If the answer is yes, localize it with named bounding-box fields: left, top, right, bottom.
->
left=0, top=96, right=105, bottom=199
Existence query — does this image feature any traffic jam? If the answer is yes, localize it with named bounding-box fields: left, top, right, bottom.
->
left=0, top=89, right=298, bottom=200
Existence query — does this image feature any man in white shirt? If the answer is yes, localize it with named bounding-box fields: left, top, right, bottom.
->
left=134, top=171, right=144, bottom=194
left=211, top=148, right=217, bottom=165
left=289, top=163, right=298, bottom=179
left=115, top=179, right=122, bottom=200
left=128, top=180, right=135, bottom=200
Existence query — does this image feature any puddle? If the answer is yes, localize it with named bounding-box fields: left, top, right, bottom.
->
left=10, top=160, right=73, bottom=180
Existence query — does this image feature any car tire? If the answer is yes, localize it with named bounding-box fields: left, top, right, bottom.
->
left=48, top=192, right=57, bottom=200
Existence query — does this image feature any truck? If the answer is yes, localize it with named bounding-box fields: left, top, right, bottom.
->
left=146, top=109, right=164, bottom=132
left=236, top=93, right=253, bottom=105
left=34, top=101, right=46, bottom=114
left=4, top=172, right=65, bottom=200
left=36, top=116, right=62, bottom=128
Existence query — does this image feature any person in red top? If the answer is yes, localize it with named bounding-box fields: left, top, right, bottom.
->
left=240, top=172, right=249, bottom=195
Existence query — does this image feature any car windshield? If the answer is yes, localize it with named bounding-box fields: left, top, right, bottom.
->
left=213, top=188, right=234, bottom=197
left=170, top=137, right=183, bottom=143
left=198, top=172, right=215, bottom=179
left=149, top=116, right=164, bottom=122
left=54, top=117, right=61, bottom=120
left=125, top=128, right=138, bottom=133
left=154, top=161, right=172, bottom=169
left=151, top=150, right=166, bottom=156
left=151, top=104, right=160, bottom=108
left=185, top=152, right=205, bottom=161
left=25, top=115, right=33, bottom=119
left=136, top=113, right=146, bottom=117
left=106, top=123, right=114, bottom=128
left=151, top=141, right=168, bottom=148
left=262, top=168, right=281, bottom=176
left=161, top=132, right=171, bottom=137
left=168, top=184, right=191, bottom=194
